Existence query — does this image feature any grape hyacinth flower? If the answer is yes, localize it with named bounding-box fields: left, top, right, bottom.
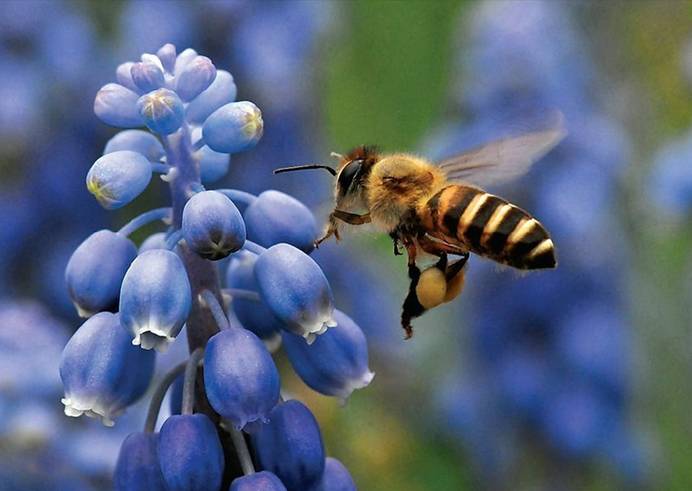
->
left=60, top=312, right=155, bottom=426
left=204, top=327, right=281, bottom=429
left=114, top=432, right=167, bottom=491
left=230, top=471, right=287, bottom=491
left=225, top=251, right=285, bottom=340
left=119, top=249, right=192, bottom=352
left=62, top=42, right=363, bottom=489
left=253, top=400, right=326, bottom=491
left=282, top=310, right=374, bottom=401
left=311, top=458, right=358, bottom=491
left=65, top=230, right=137, bottom=317
left=254, top=243, right=337, bottom=343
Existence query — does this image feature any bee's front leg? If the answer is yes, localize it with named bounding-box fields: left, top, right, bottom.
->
left=314, top=213, right=340, bottom=247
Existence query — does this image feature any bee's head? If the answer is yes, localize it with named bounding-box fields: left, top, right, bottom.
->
left=336, top=145, right=379, bottom=198
left=336, top=158, right=364, bottom=197
left=272, top=145, right=379, bottom=201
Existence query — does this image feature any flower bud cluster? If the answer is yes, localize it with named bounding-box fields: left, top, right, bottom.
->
left=62, top=43, right=367, bottom=489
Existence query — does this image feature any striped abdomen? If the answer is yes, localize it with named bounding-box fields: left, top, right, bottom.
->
left=420, top=185, right=556, bottom=270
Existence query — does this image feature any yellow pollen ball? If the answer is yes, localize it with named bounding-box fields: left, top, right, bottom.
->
left=415, top=267, right=447, bottom=309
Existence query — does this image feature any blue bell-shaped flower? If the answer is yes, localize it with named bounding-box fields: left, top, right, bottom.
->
left=60, top=312, right=155, bottom=426
left=226, top=251, right=284, bottom=339
left=87, top=150, right=152, bottom=209
left=65, top=230, right=137, bottom=317
left=254, top=244, right=336, bottom=343
left=114, top=432, right=167, bottom=491
left=282, top=309, right=374, bottom=401
left=204, top=327, right=280, bottom=429
left=182, top=190, right=246, bottom=260
left=310, top=457, right=357, bottom=491
left=253, top=400, right=325, bottom=491
left=230, top=471, right=287, bottom=491
left=243, top=190, right=317, bottom=252
left=158, top=414, right=224, bottom=491
left=120, top=249, right=192, bottom=351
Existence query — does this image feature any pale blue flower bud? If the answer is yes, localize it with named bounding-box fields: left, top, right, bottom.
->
left=186, top=70, right=237, bottom=124
left=60, top=312, right=155, bottom=426
left=137, top=88, right=184, bottom=135
left=182, top=190, right=246, bottom=260
left=116, top=62, right=139, bottom=92
left=86, top=150, right=152, bottom=209
left=120, top=250, right=192, bottom=351
left=204, top=327, right=280, bottom=429
left=244, top=190, right=317, bottom=252
left=282, top=310, right=374, bottom=401
left=94, top=83, right=142, bottom=128
left=173, top=48, right=198, bottom=78
left=255, top=244, right=336, bottom=343
left=156, top=43, right=177, bottom=73
left=202, top=101, right=263, bottom=154
left=139, top=232, right=168, bottom=253
left=176, top=55, right=216, bottom=102
left=104, top=129, right=165, bottom=162
left=226, top=251, right=284, bottom=339
left=65, top=230, right=137, bottom=317
left=197, top=145, right=230, bottom=184
left=131, top=61, right=165, bottom=93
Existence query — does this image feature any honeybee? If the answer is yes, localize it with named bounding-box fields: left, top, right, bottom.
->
left=274, top=115, right=565, bottom=338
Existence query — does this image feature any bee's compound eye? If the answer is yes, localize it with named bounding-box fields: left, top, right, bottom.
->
left=338, top=159, right=363, bottom=194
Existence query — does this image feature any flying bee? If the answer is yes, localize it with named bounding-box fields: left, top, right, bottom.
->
left=274, top=114, right=565, bottom=338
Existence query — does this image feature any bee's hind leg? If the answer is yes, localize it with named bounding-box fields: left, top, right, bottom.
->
left=401, top=263, right=425, bottom=339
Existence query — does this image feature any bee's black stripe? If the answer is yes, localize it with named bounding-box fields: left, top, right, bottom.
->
left=524, top=241, right=557, bottom=269
left=462, top=195, right=503, bottom=250
left=442, top=187, right=479, bottom=238
left=484, top=206, right=525, bottom=255
left=512, top=226, right=548, bottom=258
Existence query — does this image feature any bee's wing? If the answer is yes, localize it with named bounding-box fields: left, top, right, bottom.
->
left=437, top=113, right=566, bottom=188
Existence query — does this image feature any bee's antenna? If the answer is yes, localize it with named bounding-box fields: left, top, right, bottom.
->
left=273, top=164, right=337, bottom=176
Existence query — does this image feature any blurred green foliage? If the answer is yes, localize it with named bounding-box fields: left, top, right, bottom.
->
left=325, top=0, right=466, bottom=152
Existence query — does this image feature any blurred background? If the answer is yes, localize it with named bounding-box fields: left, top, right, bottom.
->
left=1, top=0, right=691, bottom=489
